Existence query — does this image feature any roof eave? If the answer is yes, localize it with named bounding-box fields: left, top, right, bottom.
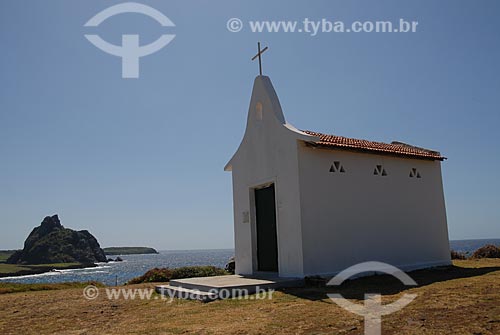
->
left=304, top=141, right=447, bottom=161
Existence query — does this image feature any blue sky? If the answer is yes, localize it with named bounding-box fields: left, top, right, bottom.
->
left=1, top=0, right=499, bottom=250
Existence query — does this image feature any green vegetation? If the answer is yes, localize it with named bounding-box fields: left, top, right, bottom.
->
left=450, top=250, right=467, bottom=259
left=472, top=244, right=500, bottom=258
left=0, top=250, right=18, bottom=263
left=0, top=263, right=32, bottom=274
left=0, top=262, right=91, bottom=277
left=127, top=266, right=228, bottom=284
left=0, top=281, right=103, bottom=294
left=102, top=247, right=158, bottom=255
left=451, top=244, right=500, bottom=260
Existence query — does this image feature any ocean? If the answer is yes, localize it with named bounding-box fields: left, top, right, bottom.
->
left=449, top=238, right=500, bottom=254
left=1, top=239, right=498, bottom=286
left=0, top=249, right=234, bottom=286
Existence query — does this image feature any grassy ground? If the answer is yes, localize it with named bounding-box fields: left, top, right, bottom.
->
left=0, top=250, right=17, bottom=263
left=0, top=282, right=104, bottom=295
left=0, top=264, right=32, bottom=274
left=0, top=262, right=87, bottom=276
left=0, top=259, right=499, bottom=335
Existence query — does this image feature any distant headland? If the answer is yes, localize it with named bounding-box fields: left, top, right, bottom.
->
left=102, top=247, right=159, bottom=255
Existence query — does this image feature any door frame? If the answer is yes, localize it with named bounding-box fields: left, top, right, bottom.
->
left=249, top=178, right=280, bottom=274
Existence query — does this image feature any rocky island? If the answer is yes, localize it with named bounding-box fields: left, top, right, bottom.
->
left=6, top=214, right=106, bottom=266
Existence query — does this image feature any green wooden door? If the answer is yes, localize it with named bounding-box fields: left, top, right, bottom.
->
left=255, top=184, right=278, bottom=272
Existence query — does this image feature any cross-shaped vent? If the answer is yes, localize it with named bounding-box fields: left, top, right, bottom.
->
left=373, top=165, right=387, bottom=176
left=329, top=161, right=346, bottom=173
left=409, top=168, right=422, bottom=178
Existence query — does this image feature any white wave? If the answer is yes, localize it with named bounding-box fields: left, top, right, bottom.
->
left=0, top=271, right=61, bottom=280
left=76, top=270, right=109, bottom=275
left=0, top=264, right=112, bottom=280
left=52, top=265, right=109, bottom=273
left=97, top=260, right=127, bottom=265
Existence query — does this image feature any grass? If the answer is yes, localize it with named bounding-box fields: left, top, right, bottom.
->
left=0, top=281, right=104, bottom=295
left=0, top=264, right=32, bottom=274
left=0, top=259, right=499, bottom=334
left=0, top=262, right=86, bottom=276
left=0, top=250, right=17, bottom=263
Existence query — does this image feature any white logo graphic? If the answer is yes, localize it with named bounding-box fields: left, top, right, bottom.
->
left=327, top=262, right=417, bottom=335
left=84, top=2, right=175, bottom=78
left=226, top=18, right=243, bottom=32
left=83, top=285, right=99, bottom=300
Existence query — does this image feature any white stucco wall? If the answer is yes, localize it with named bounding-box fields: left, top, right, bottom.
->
left=225, top=76, right=315, bottom=277
left=226, top=75, right=451, bottom=278
left=297, top=144, right=451, bottom=276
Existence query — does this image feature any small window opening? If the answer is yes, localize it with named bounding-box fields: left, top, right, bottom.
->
left=374, top=165, right=387, bottom=176
left=409, top=168, right=422, bottom=179
left=329, top=161, right=346, bottom=173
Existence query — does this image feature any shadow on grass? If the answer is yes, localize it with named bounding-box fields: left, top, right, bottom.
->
left=280, top=265, right=500, bottom=301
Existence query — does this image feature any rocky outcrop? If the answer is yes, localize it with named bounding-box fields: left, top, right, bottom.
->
left=7, top=215, right=107, bottom=265
left=225, top=256, right=235, bottom=274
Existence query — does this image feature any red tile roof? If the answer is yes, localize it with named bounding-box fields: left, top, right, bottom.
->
left=302, top=130, right=445, bottom=161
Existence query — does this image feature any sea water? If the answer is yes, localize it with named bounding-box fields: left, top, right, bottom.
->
left=0, top=249, right=234, bottom=286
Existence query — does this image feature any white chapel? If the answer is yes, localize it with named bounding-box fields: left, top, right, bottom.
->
left=225, top=74, right=451, bottom=278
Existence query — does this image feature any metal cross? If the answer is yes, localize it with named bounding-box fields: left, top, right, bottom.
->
left=251, top=42, right=268, bottom=76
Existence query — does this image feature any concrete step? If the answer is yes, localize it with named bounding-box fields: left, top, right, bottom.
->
left=155, top=285, right=218, bottom=302
left=169, top=274, right=303, bottom=293
left=157, top=275, right=304, bottom=301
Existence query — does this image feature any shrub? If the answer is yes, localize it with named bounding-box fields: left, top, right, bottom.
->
left=225, top=257, right=235, bottom=274
left=127, top=268, right=173, bottom=284
left=451, top=250, right=467, bottom=260
left=171, top=266, right=227, bottom=280
left=127, top=266, right=227, bottom=284
left=0, top=281, right=103, bottom=294
left=471, top=244, right=500, bottom=259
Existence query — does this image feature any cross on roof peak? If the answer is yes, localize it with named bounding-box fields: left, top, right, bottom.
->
left=251, top=42, right=268, bottom=76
